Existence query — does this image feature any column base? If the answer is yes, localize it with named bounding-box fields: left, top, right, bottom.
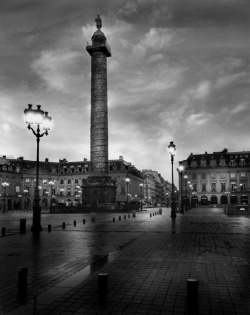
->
left=81, top=175, right=117, bottom=212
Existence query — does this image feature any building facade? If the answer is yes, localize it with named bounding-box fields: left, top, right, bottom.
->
left=0, top=155, right=144, bottom=212
left=179, top=149, right=250, bottom=205
left=142, top=169, right=172, bottom=206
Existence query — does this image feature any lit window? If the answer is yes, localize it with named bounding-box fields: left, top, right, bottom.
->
left=241, top=172, right=246, bottom=178
left=220, top=173, right=226, bottom=179
left=230, top=173, right=236, bottom=178
left=25, top=178, right=30, bottom=183
left=43, top=179, right=47, bottom=184
left=241, top=183, right=246, bottom=190
left=211, top=173, right=216, bottom=179
left=15, top=185, right=21, bottom=193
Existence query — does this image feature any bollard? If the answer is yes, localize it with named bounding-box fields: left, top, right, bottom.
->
left=153, top=213, right=154, bottom=216
left=159, top=208, right=162, bottom=215
left=113, top=217, right=115, bottom=223
left=187, top=278, right=198, bottom=307
left=98, top=273, right=108, bottom=299
left=128, top=214, right=130, bottom=219
left=18, top=268, right=28, bottom=299
left=20, top=219, right=26, bottom=233
left=132, top=210, right=136, bottom=218
left=150, top=213, right=152, bottom=217
left=124, top=215, right=126, bottom=219
left=119, top=216, right=121, bottom=221
left=74, top=220, right=76, bottom=226
left=83, top=219, right=86, bottom=224
left=2, top=227, right=6, bottom=236
left=62, top=222, right=65, bottom=229
left=48, top=225, right=51, bottom=232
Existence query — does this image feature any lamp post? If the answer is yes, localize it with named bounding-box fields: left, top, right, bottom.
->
left=177, top=165, right=184, bottom=213
left=23, top=189, right=28, bottom=211
left=75, top=185, right=81, bottom=207
left=125, top=177, right=130, bottom=211
left=48, top=180, right=55, bottom=213
left=240, top=183, right=243, bottom=204
left=24, top=104, right=52, bottom=232
left=189, top=184, right=193, bottom=209
left=2, top=182, right=9, bottom=213
left=225, top=190, right=230, bottom=204
left=168, top=141, right=176, bottom=218
left=139, top=183, right=143, bottom=211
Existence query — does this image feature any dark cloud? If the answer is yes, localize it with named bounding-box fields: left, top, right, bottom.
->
left=0, top=0, right=250, bottom=180
left=168, top=0, right=250, bottom=27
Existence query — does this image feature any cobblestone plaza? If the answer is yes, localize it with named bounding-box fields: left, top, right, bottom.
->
left=0, top=207, right=249, bottom=314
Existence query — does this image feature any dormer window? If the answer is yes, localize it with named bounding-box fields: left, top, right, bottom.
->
left=190, top=159, right=197, bottom=168
left=219, top=157, right=226, bottom=167
left=239, top=159, right=245, bottom=166
left=229, top=160, right=235, bottom=166
left=200, top=157, right=207, bottom=167
left=210, top=158, right=217, bottom=167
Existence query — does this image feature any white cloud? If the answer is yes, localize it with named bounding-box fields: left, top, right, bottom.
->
left=31, top=49, right=83, bottom=92
left=186, top=112, right=211, bottom=126
left=230, top=102, right=249, bottom=114
left=190, top=81, right=211, bottom=100
left=215, top=72, right=247, bottom=89
left=132, top=27, right=175, bottom=58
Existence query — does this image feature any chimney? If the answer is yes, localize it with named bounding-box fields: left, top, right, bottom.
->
left=119, top=156, right=123, bottom=161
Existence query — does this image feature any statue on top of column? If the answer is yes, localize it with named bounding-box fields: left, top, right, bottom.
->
left=95, top=15, right=102, bottom=29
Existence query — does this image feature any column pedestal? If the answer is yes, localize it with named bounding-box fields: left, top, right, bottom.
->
left=82, top=175, right=117, bottom=212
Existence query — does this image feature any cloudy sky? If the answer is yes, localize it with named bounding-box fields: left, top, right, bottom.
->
left=1, top=0, right=250, bottom=182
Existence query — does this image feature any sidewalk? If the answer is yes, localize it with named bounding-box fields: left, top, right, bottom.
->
left=1, top=207, right=250, bottom=314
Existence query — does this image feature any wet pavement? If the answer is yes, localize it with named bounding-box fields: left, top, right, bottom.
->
left=0, top=207, right=250, bottom=314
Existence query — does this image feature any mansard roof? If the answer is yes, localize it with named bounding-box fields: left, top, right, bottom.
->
left=183, top=149, right=250, bottom=168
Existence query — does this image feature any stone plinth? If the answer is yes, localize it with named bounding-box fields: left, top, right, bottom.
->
left=82, top=175, right=116, bottom=211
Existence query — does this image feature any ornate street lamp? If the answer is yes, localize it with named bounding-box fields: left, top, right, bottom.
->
left=177, top=164, right=184, bottom=213
left=23, top=189, right=28, bottom=211
left=189, top=184, right=193, bottom=209
left=2, top=182, right=9, bottom=213
left=125, top=177, right=130, bottom=212
left=240, top=183, right=243, bottom=203
left=139, top=183, right=143, bottom=211
left=48, top=180, right=55, bottom=213
left=75, top=185, right=82, bottom=206
left=168, top=141, right=176, bottom=218
left=24, top=104, right=52, bottom=232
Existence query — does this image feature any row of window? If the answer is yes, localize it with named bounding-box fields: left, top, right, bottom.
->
left=187, top=182, right=247, bottom=193
left=190, top=172, right=246, bottom=180
left=25, top=178, right=81, bottom=184
left=190, top=158, right=248, bottom=167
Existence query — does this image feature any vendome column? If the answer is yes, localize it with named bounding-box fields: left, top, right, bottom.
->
left=82, top=15, right=116, bottom=211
